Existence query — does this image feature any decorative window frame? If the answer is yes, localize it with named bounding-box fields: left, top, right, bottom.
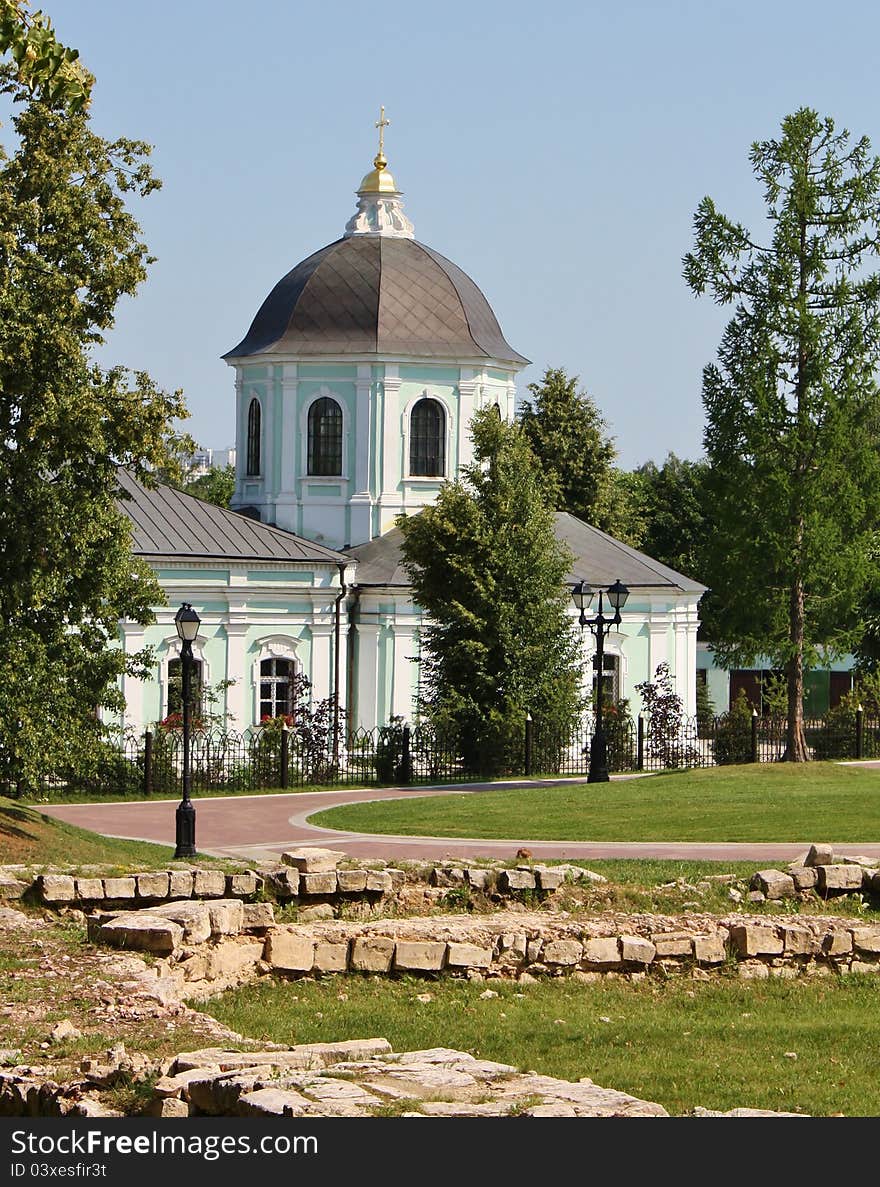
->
left=159, top=634, right=211, bottom=718
left=252, top=636, right=302, bottom=724
left=246, top=395, right=263, bottom=477
left=401, top=390, right=452, bottom=480
left=579, top=631, right=628, bottom=702
left=300, top=387, right=349, bottom=480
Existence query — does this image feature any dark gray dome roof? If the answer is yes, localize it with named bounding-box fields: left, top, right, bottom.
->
left=224, top=236, right=528, bottom=365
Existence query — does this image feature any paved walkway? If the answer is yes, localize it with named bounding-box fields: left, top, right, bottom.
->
left=39, top=774, right=880, bottom=864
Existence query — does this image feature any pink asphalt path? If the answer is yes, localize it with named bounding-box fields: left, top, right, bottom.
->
left=39, top=774, right=880, bottom=864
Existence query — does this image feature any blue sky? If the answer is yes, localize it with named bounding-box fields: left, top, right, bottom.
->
left=44, top=0, right=880, bottom=468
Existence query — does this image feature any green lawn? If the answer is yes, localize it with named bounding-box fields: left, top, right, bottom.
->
left=206, top=972, right=880, bottom=1116
left=310, top=762, right=880, bottom=842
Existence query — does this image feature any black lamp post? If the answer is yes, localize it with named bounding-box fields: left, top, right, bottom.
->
left=173, top=602, right=200, bottom=859
left=571, top=578, right=629, bottom=783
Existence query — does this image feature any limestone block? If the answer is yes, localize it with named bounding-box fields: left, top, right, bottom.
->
left=136, top=872, right=170, bottom=900
left=269, top=869, right=300, bottom=897
left=336, top=869, right=368, bottom=893
left=781, top=926, right=815, bottom=956
left=816, top=864, right=862, bottom=894
left=851, top=927, right=880, bottom=955
left=737, top=960, right=771, bottom=980
left=620, top=936, right=656, bottom=965
left=74, top=878, right=104, bottom=901
left=154, top=1067, right=220, bottom=1099
left=99, top=915, right=183, bottom=955
left=870, top=871, right=880, bottom=894
left=393, top=941, right=447, bottom=972
left=822, top=930, right=853, bottom=956
left=498, top=933, right=528, bottom=960
left=535, top=867, right=565, bottom=891
left=147, top=1098, right=190, bottom=1117
left=281, top=847, right=345, bottom=873
left=264, top=929, right=315, bottom=972
left=789, top=866, right=818, bottom=892
left=365, top=871, right=393, bottom=894
left=237, top=1087, right=310, bottom=1116
left=144, top=901, right=212, bottom=944
left=203, top=937, right=264, bottom=981
left=226, top=872, right=258, bottom=897
left=729, top=925, right=783, bottom=958
left=850, top=961, right=880, bottom=975
left=314, top=941, right=349, bottom=974
left=431, top=866, right=466, bottom=886
left=102, top=877, right=136, bottom=900
left=751, top=869, right=796, bottom=900
left=206, top=899, right=245, bottom=936
left=806, top=843, right=835, bottom=867
left=651, top=932, right=694, bottom=958
left=0, top=876, right=27, bottom=900
left=350, top=936, right=395, bottom=973
left=39, top=875, right=76, bottom=903
left=542, top=939, right=584, bottom=965
left=694, top=934, right=726, bottom=965
left=499, top=869, right=536, bottom=892
left=299, top=904, right=334, bottom=922
left=582, top=937, right=621, bottom=966
left=526, top=939, right=544, bottom=962
left=387, top=868, right=406, bottom=889
left=168, top=870, right=194, bottom=898
left=446, top=943, right=492, bottom=969
left=300, top=872, right=338, bottom=896
left=242, top=902, right=275, bottom=931
left=466, top=868, right=491, bottom=891
left=192, top=870, right=226, bottom=898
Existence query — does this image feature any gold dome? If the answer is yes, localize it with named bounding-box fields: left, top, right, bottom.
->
left=358, top=150, right=399, bottom=194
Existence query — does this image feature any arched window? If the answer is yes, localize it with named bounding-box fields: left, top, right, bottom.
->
left=308, top=397, right=343, bottom=475
left=410, top=398, right=445, bottom=476
left=260, top=657, right=295, bottom=721
left=246, top=398, right=261, bottom=476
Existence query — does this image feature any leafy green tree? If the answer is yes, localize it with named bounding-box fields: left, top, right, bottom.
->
left=519, top=367, right=620, bottom=531
left=398, top=408, right=582, bottom=776
left=0, top=66, right=187, bottom=792
left=683, top=108, right=880, bottom=761
left=183, top=464, right=235, bottom=509
left=0, top=1, right=92, bottom=109
left=636, top=453, right=709, bottom=584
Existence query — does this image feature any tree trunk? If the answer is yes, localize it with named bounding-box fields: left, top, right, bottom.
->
left=785, top=571, right=809, bottom=761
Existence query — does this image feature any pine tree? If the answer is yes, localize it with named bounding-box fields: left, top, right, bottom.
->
left=684, top=108, right=880, bottom=760
left=519, top=367, right=620, bottom=531
left=398, top=409, right=581, bottom=776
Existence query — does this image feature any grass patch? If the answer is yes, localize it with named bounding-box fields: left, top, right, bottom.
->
left=309, top=763, right=880, bottom=843
left=0, top=796, right=220, bottom=868
left=204, top=972, right=880, bottom=1116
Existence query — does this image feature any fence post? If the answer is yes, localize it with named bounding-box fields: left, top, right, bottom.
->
left=637, top=715, right=644, bottom=771
left=751, top=709, right=759, bottom=763
left=524, top=712, right=533, bottom=777
left=143, top=730, right=153, bottom=797
left=400, top=724, right=412, bottom=784
left=280, top=723, right=289, bottom=790
left=856, top=704, right=864, bottom=760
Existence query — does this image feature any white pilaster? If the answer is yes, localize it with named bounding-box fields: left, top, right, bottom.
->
left=354, top=622, right=380, bottom=730
left=309, top=625, right=334, bottom=704
left=224, top=622, right=249, bottom=730
left=391, top=624, right=418, bottom=720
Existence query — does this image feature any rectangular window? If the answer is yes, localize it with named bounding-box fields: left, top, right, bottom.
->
left=167, top=658, right=204, bottom=719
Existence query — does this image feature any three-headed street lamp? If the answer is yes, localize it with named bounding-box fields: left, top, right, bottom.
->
left=571, top=578, right=629, bottom=783
left=173, top=602, right=201, bottom=859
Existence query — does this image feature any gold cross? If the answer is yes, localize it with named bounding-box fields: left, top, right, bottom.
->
left=375, top=106, right=390, bottom=157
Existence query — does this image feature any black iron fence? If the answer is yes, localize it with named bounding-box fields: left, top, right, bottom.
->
left=13, top=706, right=880, bottom=800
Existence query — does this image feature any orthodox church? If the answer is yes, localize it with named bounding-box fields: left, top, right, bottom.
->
left=117, top=116, right=704, bottom=735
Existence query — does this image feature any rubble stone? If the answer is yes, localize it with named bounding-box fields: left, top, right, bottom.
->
left=281, top=848, right=345, bottom=873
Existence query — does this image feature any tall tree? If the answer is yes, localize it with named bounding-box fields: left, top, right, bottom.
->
left=636, top=453, right=709, bottom=584
left=0, top=1, right=92, bottom=109
left=684, top=108, right=880, bottom=760
left=398, top=408, right=581, bottom=776
left=519, top=367, right=622, bottom=532
left=0, top=64, right=187, bottom=791
left=182, top=464, right=236, bottom=509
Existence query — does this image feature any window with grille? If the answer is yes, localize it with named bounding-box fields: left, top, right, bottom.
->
left=260, top=657, right=294, bottom=721
left=409, top=398, right=445, bottom=476
left=592, top=653, right=619, bottom=704
left=246, top=398, right=261, bottom=476
left=307, top=397, right=343, bottom=475
left=167, top=658, right=204, bottom=719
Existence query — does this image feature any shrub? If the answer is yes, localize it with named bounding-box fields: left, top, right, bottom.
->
left=713, top=690, right=753, bottom=765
